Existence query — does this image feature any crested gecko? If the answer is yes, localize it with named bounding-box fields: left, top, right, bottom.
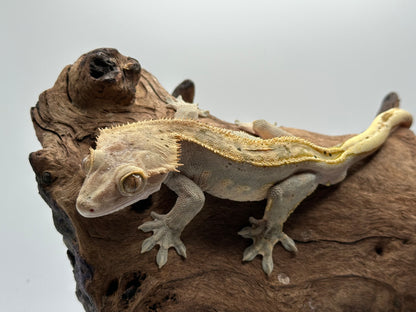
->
left=76, top=100, right=412, bottom=275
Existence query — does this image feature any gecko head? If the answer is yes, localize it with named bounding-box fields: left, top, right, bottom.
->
left=76, top=149, right=168, bottom=218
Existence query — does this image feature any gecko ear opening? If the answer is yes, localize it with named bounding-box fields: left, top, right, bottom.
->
left=118, top=169, right=147, bottom=196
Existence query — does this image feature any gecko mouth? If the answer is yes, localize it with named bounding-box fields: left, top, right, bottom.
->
left=76, top=195, right=149, bottom=218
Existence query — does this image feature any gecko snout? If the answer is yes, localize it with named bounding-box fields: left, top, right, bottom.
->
left=75, top=196, right=97, bottom=218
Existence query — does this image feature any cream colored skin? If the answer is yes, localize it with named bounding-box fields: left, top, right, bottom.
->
left=76, top=102, right=412, bottom=275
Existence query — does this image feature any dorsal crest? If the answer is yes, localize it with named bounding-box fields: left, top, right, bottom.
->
left=96, top=119, right=345, bottom=169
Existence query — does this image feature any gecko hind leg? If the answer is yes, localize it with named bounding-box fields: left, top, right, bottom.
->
left=238, top=173, right=318, bottom=275
left=252, top=119, right=294, bottom=138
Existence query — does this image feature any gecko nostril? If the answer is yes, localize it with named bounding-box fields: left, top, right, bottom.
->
left=89, top=208, right=95, bottom=213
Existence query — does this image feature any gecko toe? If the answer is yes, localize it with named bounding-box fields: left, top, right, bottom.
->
left=156, top=248, right=168, bottom=268
left=150, top=211, right=164, bottom=220
left=242, top=245, right=258, bottom=262
left=174, top=241, right=187, bottom=258
left=262, top=254, right=274, bottom=276
left=238, top=226, right=254, bottom=238
left=138, top=220, right=162, bottom=232
left=141, top=236, right=157, bottom=253
left=238, top=217, right=267, bottom=238
left=280, top=233, right=298, bottom=253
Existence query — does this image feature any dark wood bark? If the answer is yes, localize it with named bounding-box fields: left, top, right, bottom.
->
left=29, top=48, right=416, bottom=312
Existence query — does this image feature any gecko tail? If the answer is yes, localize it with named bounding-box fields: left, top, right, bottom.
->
left=339, top=108, right=412, bottom=156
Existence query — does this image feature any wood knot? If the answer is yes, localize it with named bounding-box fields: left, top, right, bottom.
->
left=68, top=48, right=141, bottom=110
left=28, top=150, right=59, bottom=186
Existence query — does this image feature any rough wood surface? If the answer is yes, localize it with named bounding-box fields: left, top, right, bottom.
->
left=29, top=48, right=416, bottom=312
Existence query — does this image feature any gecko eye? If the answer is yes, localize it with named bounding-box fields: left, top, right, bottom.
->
left=81, top=155, right=92, bottom=173
left=120, top=172, right=146, bottom=195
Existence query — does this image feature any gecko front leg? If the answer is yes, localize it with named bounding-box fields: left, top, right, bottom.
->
left=139, top=172, right=205, bottom=268
left=239, top=173, right=318, bottom=275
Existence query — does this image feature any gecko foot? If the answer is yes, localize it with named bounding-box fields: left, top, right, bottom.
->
left=238, top=217, right=297, bottom=275
left=138, top=211, right=187, bottom=268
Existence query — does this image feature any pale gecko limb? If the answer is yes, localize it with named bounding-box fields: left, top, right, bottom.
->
left=236, top=119, right=293, bottom=138
left=238, top=173, right=319, bottom=275
left=252, top=119, right=294, bottom=138
left=139, top=172, right=205, bottom=268
left=166, top=95, right=209, bottom=120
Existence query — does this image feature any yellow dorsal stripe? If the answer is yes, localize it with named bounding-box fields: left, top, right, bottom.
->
left=98, top=108, right=412, bottom=168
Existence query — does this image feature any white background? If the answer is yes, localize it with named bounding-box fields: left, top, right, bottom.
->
left=1, top=0, right=415, bottom=311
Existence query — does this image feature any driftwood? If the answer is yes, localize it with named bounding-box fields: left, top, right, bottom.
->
left=29, top=48, right=416, bottom=312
